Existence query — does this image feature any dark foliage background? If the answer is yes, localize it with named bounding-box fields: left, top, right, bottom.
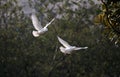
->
left=0, top=0, right=120, bottom=77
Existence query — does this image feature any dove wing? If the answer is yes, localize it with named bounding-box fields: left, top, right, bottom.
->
left=44, top=18, right=55, bottom=28
left=31, top=14, right=43, bottom=30
left=57, top=36, right=71, bottom=48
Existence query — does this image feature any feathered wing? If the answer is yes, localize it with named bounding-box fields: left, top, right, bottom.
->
left=31, top=14, right=43, bottom=30
left=44, top=18, right=55, bottom=28
left=74, top=47, right=88, bottom=50
left=57, top=36, right=71, bottom=48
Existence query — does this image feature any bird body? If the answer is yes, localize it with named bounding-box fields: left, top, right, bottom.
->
left=32, top=28, right=48, bottom=37
left=31, top=14, right=55, bottom=37
left=60, top=46, right=75, bottom=54
left=57, top=36, right=88, bottom=54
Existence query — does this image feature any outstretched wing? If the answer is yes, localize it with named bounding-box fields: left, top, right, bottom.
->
left=57, top=36, right=71, bottom=48
left=44, top=18, right=55, bottom=28
left=31, top=14, right=43, bottom=30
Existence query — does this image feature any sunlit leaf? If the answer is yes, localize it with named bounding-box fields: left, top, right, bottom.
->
left=94, top=13, right=105, bottom=25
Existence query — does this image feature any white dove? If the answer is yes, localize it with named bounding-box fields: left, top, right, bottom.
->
left=31, top=14, right=55, bottom=37
left=57, top=36, right=88, bottom=54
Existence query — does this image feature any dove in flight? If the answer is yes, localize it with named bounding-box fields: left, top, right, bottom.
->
left=57, top=36, right=88, bottom=54
left=31, top=14, right=55, bottom=37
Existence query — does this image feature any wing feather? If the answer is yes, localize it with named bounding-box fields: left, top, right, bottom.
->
left=31, top=14, right=43, bottom=30
left=44, top=18, right=55, bottom=28
left=57, top=36, right=71, bottom=48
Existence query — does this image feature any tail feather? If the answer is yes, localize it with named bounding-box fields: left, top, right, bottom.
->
left=32, top=31, right=39, bottom=37
left=82, top=47, right=88, bottom=49
left=75, top=47, right=88, bottom=50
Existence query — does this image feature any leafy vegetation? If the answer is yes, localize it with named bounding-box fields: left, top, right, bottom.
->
left=0, top=0, right=120, bottom=77
left=94, top=0, right=120, bottom=46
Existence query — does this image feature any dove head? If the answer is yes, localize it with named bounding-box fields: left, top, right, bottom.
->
left=60, top=46, right=65, bottom=53
left=32, top=31, right=39, bottom=37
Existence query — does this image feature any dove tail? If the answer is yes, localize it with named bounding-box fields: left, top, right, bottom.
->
left=81, top=47, right=88, bottom=49
left=32, top=31, right=39, bottom=37
left=75, top=47, right=88, bottom=50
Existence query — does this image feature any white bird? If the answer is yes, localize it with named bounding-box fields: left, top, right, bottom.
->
left=57, top=36, right=88, bottom=54
left=31, top=14, right=55, bottom=37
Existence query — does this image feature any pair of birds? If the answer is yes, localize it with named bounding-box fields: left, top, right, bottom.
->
left=31, top=14, right=88, bottom=54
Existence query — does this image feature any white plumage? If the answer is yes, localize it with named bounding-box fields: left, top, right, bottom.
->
left=31, top=14, right=55, bottom=37
left=57, top=36, right=88, bottom=54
